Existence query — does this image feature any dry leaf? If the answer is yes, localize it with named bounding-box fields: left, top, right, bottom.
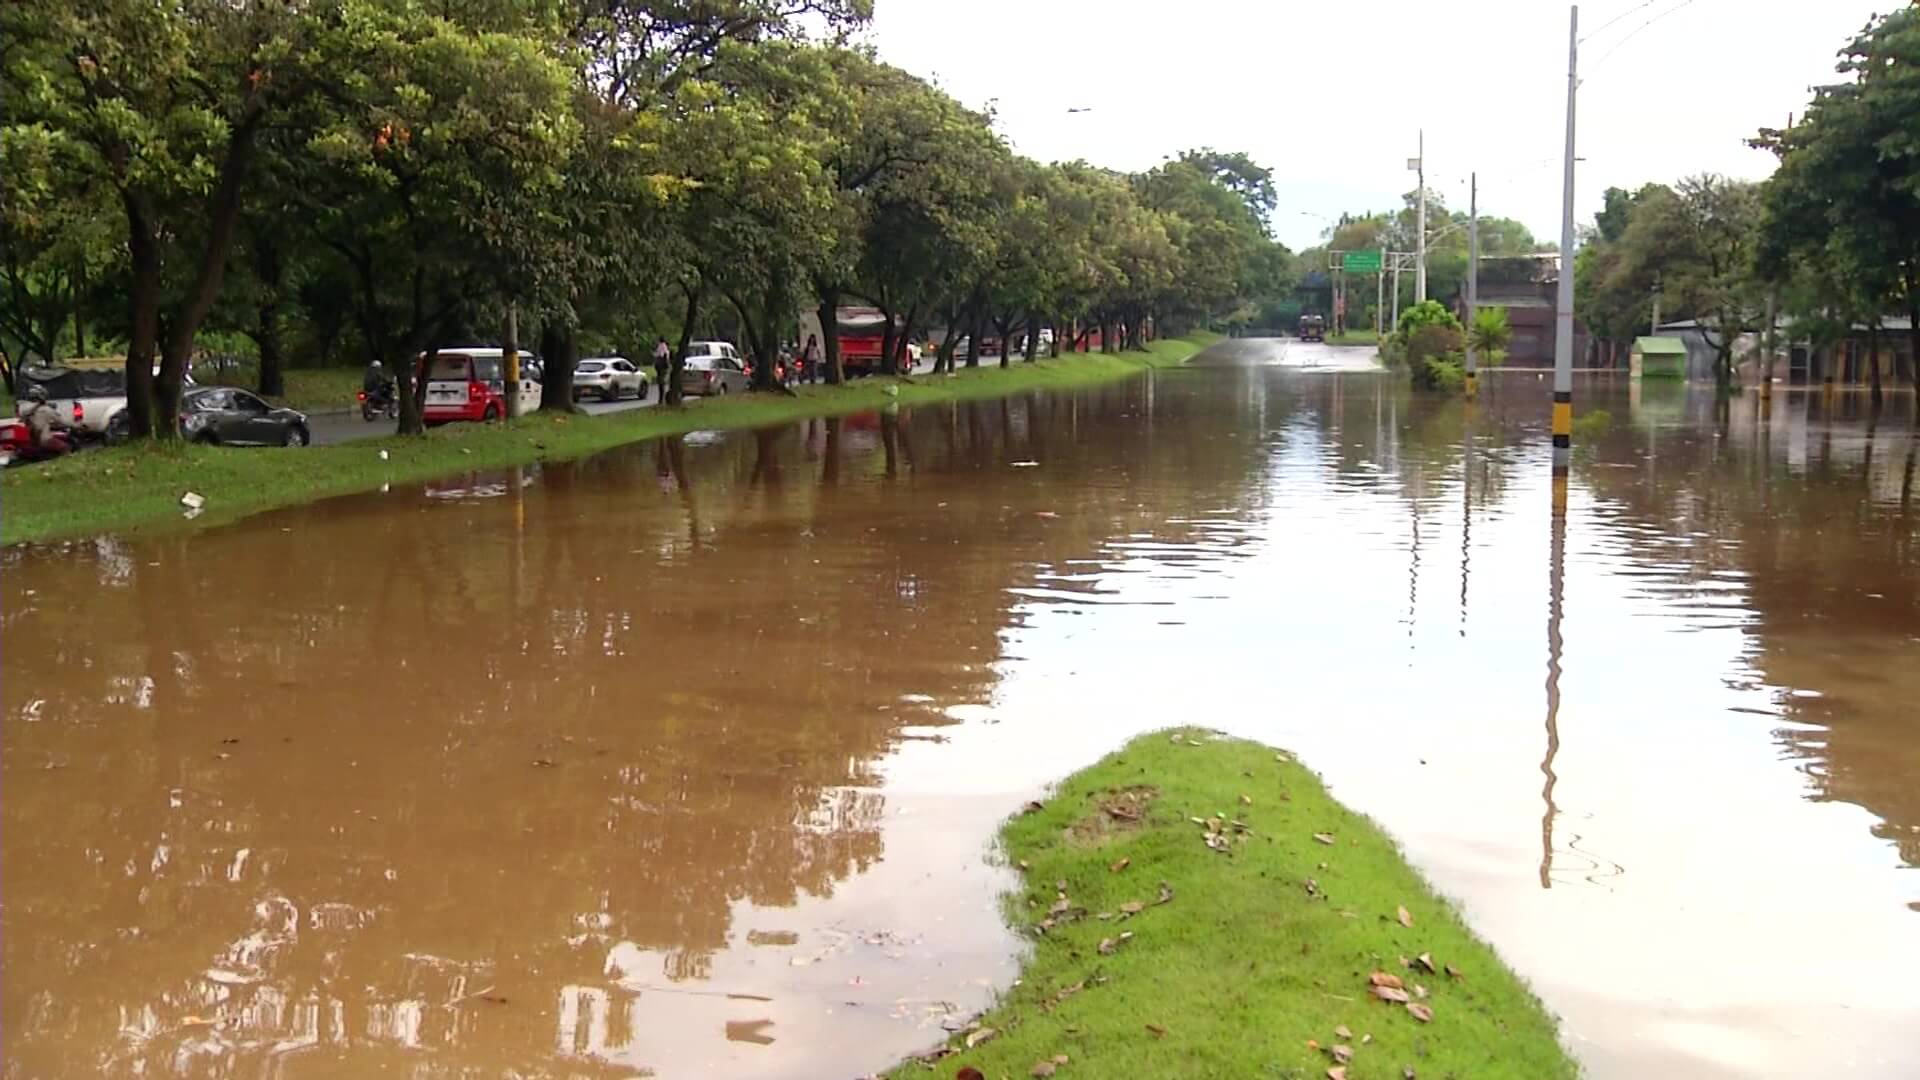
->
left=1306, top=1039, right=1320, bottom=1050
left=1048, top=897, right=1071, bottom=916
left=1097, top=937, right=1118, bottom=955
left=957, top=1069, right=984, bottom=1080
left=1313, top=833, right=1336, bottom=845
left=1156, top=881, right=1175, bottom=904
left=1371, top=985, right=1412, bottom=1004
left=1118, top=901, right=1144, bottom=917
left=1444, top=964, right=1463, bottom=979
left=1331, top=1044, right=1354, bottom=1064
left=1145, top=1023, right=1168, bottom=1039
left=1414, top=984, right=1429, bottom=999
left=965, top=1026, right=998, bottom=1048
left=1368, top=972, right=1405, bottom=990
left=1397, top=905, right=1414, bottom=928
left=1053, top=1055, right=1070, bottom=1065
left=1240, top=794, right=1253, bottom=806
left=1406, top=1002, right=1433, bottom=1023
left=1415, top=953, right=1437, bottom=974
left=1305, top=878, right=1320, bottom=897
left=1031, top=1062, right=1056, bottom=1078
left=1327, top=1068, right=1348, bottom=1080
left=1023, top=801, right=1045, bottom=815
left=1334, top=1024, right=1353, bottom=1039
left=1109, top=857, right=1130, bottom=873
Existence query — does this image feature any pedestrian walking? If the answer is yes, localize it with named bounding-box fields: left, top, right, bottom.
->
left=803, top=334, right=821, bottom=384
left=652, top=337, right=671, bottom=401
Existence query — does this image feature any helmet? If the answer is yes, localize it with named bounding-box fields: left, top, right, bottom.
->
left=25, top=385, right=48, bottom=403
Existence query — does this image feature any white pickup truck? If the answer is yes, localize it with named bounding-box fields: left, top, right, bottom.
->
left=13, top=366, right=194, bottom=442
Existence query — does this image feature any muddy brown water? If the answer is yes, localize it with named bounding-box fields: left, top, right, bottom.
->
left=4, top=338, right=1918, bottom=1078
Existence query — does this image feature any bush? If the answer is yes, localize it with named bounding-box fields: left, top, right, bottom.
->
left=1395, top=300, right=1461, bottom=340
left=1467, top=307, right=1512, bottom=364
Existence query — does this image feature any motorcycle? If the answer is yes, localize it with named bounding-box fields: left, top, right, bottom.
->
left=358, top=384, right=398, bottom=421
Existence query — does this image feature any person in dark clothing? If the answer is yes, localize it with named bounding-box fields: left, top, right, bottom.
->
left=652, top=338, right=671, bottom=400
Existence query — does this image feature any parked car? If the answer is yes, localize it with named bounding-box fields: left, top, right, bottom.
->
left=572, top=357, right=648, bottom=402
left=421, top=347, right=542, bottom=425
left=677, top=351, right=750, bottom=397
left=179, top=387, right=311, bottom=446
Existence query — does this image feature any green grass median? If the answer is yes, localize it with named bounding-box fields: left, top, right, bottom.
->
left=888, top=730, right=1575, bottom=1080
left=1, top=334, right=1219, bottom=544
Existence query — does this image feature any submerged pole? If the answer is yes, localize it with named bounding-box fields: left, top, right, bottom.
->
left=1551, top=5, right=1579, bottom=513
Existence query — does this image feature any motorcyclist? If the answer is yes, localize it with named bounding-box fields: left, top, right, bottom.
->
left=20, top=385, right=73, bottom=457
left=362, top=358, right=395, bottom=409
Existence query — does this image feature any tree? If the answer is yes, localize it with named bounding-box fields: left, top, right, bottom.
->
left=1615, top=177, right=1763, bottom=387
left=1755, top=7, right=1920, bottom=401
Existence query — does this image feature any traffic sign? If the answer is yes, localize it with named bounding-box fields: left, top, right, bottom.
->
left=1342, top=249, right=1383, bottom=273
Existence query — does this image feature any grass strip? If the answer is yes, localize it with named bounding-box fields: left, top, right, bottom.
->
left=1324, top=330, right=1381, bottom=347
left=887, top=729, right=1575, bottom=1080
left=1, top=334, right=1219, bottom=544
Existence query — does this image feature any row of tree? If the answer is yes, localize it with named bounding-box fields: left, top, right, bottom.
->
left=1580, top=8, right=1919, bottom=398
left=0, top=0, right=1297, bottom=438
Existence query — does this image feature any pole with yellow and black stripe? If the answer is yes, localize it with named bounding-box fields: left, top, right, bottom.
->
left=1551, top=4, right=1578, bottom=517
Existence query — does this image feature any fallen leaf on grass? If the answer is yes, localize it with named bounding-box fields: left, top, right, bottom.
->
left=1023, top=801, right=1045, bottom=815
left=1414, top=953, right=1437, bottom=974
left=1108, top=857, right=1130, bottom=873
left=1031, top=1062, right=1057, bottom=1077
left=1413, top=984, right=1428, bottom=999
left=956, top=1069, right=984, bottom=1080
left=1145, top=1023, right=1168, bottom=1039
left=1331, top=1044, right=1353, bottom=1064
left=1313, top=833, right=1336, bottom=846
left=1098, top=937, right=1118, bottom=955
left=1156, top=881, right=1175, bottom=904
left=1371, top=986, right=1411, bottom=1004
left=1118, top=901, right=1144, bottom=917
left=1368, top=972, right=1405, bottom=990
left=1334, top=1024, right=1352, bottom=1039
left=1406, top=1002, right=1433, bottom=1023
left=1048, top=897, right=1072, bottom=916
left=964, top=1027, right=997, bottom=1049
left=1240, top=794, right=1253, bottom=806
left=1397, top=905, right=1414, bottom=928
left=1327, top=1068, right=1348, bottom=1080
left=1305, top=878, right=1320, bottom=898
left=1445, top=964, right=1464, bottom=980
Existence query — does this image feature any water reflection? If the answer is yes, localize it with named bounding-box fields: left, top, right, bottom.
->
left=4, top=364, right=1919, bottom=1078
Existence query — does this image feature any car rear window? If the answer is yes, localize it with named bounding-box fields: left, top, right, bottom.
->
left=576, top=361, right=606, bottom=373
left=429, top=355, right=472, bottom=380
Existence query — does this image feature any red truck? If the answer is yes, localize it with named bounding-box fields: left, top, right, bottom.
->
left=800, top=307, right=911, bottom=376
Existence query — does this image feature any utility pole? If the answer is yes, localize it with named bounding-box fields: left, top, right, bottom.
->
left=1761, top=288, right=1776, bottom=414
left=504, top=301, right=521, bottom=419
left=1465, top=172, right=1479, bottom=399
left=1551, top=6, right=1578, bottom=510
left=1376, top=268, right=1385, bottom=341
left=1414, top=130, right=1428, bottom=303
left=1649, top=275, right=1661, bottom=337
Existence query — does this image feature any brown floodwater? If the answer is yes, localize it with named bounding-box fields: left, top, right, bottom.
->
left=4, top=338, right=1918, bottom=1078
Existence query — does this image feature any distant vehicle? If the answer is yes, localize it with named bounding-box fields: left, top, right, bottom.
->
left=421, top=347, right=542, bottom=425
left=179, top=387, right=311, bottom=446
left=677, top=350, right=750, bottom=396
left=573, top=357, right=649, bottom=402
left=798, top=308, right=924, bottom=376
left=1298, top=314, right=1327, bottom=343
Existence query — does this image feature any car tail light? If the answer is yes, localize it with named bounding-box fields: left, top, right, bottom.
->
left=357, top=390, right=368, bottom=402
left=469, top=380, right=487, bottom=401
left=72, top=402, right=84, bottom=423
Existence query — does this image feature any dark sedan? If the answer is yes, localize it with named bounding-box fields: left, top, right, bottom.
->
left=180, top=387, right=310, bottom=447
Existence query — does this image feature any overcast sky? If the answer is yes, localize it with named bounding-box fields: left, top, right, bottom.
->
left=863, top=0, right=1887, bottom=252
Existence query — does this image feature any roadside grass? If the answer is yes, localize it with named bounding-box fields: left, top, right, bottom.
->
left=272, top=368, right=365, bottom=413
left=887, top=730, right=1576, bottom=1080
left=1, top=335, right=1219, bottom=544
left=1325, top=329, right=1381, bottom=346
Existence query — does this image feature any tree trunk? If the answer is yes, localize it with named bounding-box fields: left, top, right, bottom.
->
left=965, top=306, right=985, bottom=369
left=255, top=301, right=284, bottom=398
left=1024, top=310, right=1039, bottom=362
left=123, top=193, right=162, bottom=439
left=932, top=303, right=960, bottom=375
left=817, top=287, right=844, bottom=385
left=539, top=321, right=578, bottom=411
left=879, top=302, right=898, bottom=377
left=72, top=261, right=86, bottom=358
left=898, top=303, right=921, bottom=374
left=671, top=277, right=702, bottom=406
left=1868, top=320, right=1884, bottom=407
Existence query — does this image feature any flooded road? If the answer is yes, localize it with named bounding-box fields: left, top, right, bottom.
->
left=5, top=339, right=1918, bottom=1078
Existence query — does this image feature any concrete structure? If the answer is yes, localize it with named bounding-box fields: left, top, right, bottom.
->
left=1656, top=318, right=1915, bottom=386
left=1452, top=254, right=1589, bottom=367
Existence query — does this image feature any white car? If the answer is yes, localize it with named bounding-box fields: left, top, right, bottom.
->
left=572, top=357, right=649, bottom=402
left=14, top=365, right=196, bottom=441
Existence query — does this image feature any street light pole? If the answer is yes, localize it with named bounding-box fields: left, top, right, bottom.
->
left=1415, top=129, right=1427, bottom=303
left=1552, top=6, right=1578, bottom=509
left=1465, top=172, right=1479, bottom=399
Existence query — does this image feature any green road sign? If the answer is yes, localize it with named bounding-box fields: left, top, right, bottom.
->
left=1342, top=249, right=1383, bottom=273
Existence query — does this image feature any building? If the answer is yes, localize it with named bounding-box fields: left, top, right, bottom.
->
left=1655, top=318, right=1915, bottom=386
left=1631, top=336, right=1687, bottom=379
left=1454, top=253, right=1589, bottom=367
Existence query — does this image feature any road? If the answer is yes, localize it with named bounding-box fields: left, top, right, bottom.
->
left=1188, top=336, right=1382, bottom=371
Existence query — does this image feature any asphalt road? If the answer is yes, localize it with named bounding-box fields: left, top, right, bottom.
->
left=1187, top=336, right=1382, bottom=371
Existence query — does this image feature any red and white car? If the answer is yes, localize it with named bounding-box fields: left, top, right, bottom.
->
left=421, top=348, right=543, bottom=425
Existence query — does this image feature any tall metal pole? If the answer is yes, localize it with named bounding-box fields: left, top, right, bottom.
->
left=1376, top=269, right=1385, bottom=341
left=504, top=301, right=521, bottom=419
left=1551, top=6, right=1578, bottom=511
left=1416, top=129, right=1428, bottom=303
left=1465, top=172, right=1479, bottom=399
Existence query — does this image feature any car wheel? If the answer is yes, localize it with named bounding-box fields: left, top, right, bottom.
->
left=106, top=413, right=131, bottom=444
left=717, top=382, right=729, bottom=395
left=283, top=425, right=308, bottom=447
left=604, top=387, right=617, bottom=403
left=194, top=431, right=218, bottom=446
left=482, top=404, right=501, bottom=422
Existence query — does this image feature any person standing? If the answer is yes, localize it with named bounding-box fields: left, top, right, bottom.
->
left=803, top=333, right=821, bottom=384
left=652, top=337, right=671, bottom=401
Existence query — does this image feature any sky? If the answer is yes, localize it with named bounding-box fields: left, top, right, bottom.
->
left=861, top=0, right=1890, bottom=253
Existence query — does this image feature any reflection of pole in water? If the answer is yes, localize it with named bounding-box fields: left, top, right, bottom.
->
left=1407, top=500, right=1421, bottom=644
left=1540, top=491, right=1568, bottom=889
left=1460, top=410, right=1472, bottom=637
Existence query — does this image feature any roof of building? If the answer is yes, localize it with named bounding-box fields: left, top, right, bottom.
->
left=1634, top=336, right=1688, bottom=355
left=1658, top=317, right=1914, bottom=333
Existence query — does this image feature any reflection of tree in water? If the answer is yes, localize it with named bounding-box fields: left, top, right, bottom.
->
left=1577, top=393, right=1920, bottom=866
left=0, top=375, right=1283, bottom=1077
